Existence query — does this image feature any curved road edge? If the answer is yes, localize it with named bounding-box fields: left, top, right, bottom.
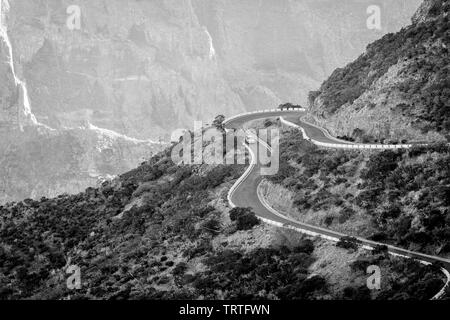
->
left=279, top=117, right=416, bottom=150
left=256, top=180, right=450, bottom=300
left=225, top=110, right=450, bottom=300
left=281, top=117, right=355, bottom=145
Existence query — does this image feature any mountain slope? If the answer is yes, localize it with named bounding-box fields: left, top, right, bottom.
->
left=0, top=136, right=445, bottom=300
left=3, top=0, right=421, bottom=138
left=308, top=0, right=450, bottom=144
left=0, top=0, right=422, bottom=202
left=0, top=124, right=160, bottom=203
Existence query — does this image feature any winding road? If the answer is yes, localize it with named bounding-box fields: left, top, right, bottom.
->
left=224, top=109, right=450, bottom=300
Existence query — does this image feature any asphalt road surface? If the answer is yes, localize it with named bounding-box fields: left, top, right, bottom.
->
left=224, top=110, right=450, bottom=296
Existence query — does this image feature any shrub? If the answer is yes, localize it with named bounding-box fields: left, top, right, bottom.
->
left=237, top=212, right=260, bottom=231
left=230, top=208, right=260, bottom=231
left=372, top=245, right=389, bottom=256
left=336, top=236, right=361, bottom=251
left=342, top=286, right=371, bottom=300
left=201, top=218, right=222, bottom=235
left=172, top=263, right=188, bottom=277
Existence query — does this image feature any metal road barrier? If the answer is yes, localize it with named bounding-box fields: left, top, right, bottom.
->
left=225, top=109, right=450, bottom=300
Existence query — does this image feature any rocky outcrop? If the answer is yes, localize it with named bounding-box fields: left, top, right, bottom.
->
left=0, top=124, right=161, bottom=203
left=3, top=0, right=245, bottom=140
left=308, top=60, right=446, bottom=143
left=307, top=0, right=449, bottom=143
left=0, top=0, right=163, bottom=202
left=412, top=0, right=448, bottom=24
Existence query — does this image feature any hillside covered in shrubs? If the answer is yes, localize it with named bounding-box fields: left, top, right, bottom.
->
left=308, top=0, right=450, bottom=142
left=0, top=130, right=446, bottom=300
left=267, top=128, right=450, bottom=257
left=0, top=140, right=338, bottom=300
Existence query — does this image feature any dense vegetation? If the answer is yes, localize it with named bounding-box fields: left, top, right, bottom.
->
left=229, top=208, right=260, bottom=231
left=0, top=140, right=330, bottom=300
left=312, top=1, right=450, bottom=134
left=0, top=131, right=445, bottom=300
left=1, top=113, right=448, bottom=300
left=192, top=242, right=327, bottom=299
left=342, top=245, right=444, bottom=300
left=269, top=129, right=450, bottom=255
left=0, top=146, right=247, bottom=299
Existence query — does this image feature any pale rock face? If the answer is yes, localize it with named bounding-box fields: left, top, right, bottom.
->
left=3, top=0, right=421, bottom=139
left=308, top=61, right=447, bottom=143
left=0, top=124, right=161, bottom=203
left=0, top=0, right=163, bottom=203
left=412, top=0, right=444, bottom=24
left=4, top=0, right=245, bottom=140
left=0, top=38, right=19, bottom=126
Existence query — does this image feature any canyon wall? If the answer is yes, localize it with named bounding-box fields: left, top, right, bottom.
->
left=0, top=0, right=421, bottom=202
left=3, top=0, right=421, bottom=139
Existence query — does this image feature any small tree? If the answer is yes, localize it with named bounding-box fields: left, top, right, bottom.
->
left=213, top=115, right=226, bottom=130
left=237, top=213, right=260, bottom=230
left=336, top=236, right=361, bottom=251
left=229, top=207, right=260, bottom=230
left=372, top=244, right=389, bottom=256
left=279, top=103, right=293, bottom=110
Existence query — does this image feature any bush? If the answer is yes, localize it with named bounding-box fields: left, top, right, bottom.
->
left=229, top=208, right=260, bottom=231
left=336, top=236, right=361, bottom=251
left=237, top=212, right=260, bottom=231
left=201, top=218, right=222, bottom=235
left=372, top=245, right=389, bottom=256
left=172, top=263, right=188, bottom=277
left=342, top=286, right=371, bottom=300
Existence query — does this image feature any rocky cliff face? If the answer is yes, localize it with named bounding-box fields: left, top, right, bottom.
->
left=3, top=0, right=421, bottom=137
left=1, top=0, right=163, bottom=203
left=0, top=124, right=160, bottom=203
left=307, top=0, right=449, bottom=144
left=2, top=0, right=245, bottom=140
left=412, top=0, right=447, bottom=23
left=0, top=0, right=421, bottom=202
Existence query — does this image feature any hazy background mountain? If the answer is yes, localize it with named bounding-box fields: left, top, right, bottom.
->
left=2, top=0, right=422, bottom=138
left=0, top=0, right=421, bottom=202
